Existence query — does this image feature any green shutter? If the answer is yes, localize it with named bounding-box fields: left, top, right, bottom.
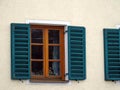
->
left=104, top=28, right=120, bottom=80
left=68, top=26, right=86, bottom=80
left=11, top=23, right=30, bottom=79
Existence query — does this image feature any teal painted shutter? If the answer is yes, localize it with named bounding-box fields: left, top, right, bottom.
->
left=68, top=26, right=86, bottom=80
left=104, top=28, right=120, bottom=80
left=11, top=23, right=30, bottom=79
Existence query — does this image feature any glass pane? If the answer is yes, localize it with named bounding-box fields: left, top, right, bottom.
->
left=32, top=61, right=43, bottom=75
left=32, top=45, right=43, bottom=59
left=49, top=30, right=59, bottom=44
left=49, top=46, right=60, bottom=59
left=49, top=62, right=60, bottom=76
left=32, top=29, right=43, bottom=43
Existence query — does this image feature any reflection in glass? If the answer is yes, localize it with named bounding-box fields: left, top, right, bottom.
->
left=32, top=45, right=43, bottom=59
left=49, top=46, right=59, bottom=59
left=49, top=62, right=60, bottom=76
left=49, top=30, right=59, bottom=44
left=32, top=29, right=43, bottom=43
left=32, top=61, right=43, bottom=75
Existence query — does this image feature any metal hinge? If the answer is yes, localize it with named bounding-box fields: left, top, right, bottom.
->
left=64, top=73, right=69, bottom=77
left=64, top=30, right=68, bottom=34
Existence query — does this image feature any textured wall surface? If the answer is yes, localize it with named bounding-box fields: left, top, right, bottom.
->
left=0, top=0, right=120, bottom=90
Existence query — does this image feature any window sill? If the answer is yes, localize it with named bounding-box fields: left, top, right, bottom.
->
left=30, top=80, right=69, bottom=83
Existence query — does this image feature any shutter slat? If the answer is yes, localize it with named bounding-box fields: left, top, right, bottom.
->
left=104, top=28, right=120, bottom=80
left=68, top=26, right=86, bottom=80
left=11, top=23, right=30, bottom=80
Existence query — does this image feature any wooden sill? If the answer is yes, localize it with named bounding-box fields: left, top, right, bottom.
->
left=30, top=79, right=69, bottom=83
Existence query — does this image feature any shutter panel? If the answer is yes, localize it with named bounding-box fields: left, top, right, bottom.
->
left=104, top=28, right=120, bottom=80
left=68, top=26, right=86, bottom=80
left=11, top=23, right=30, bottom=79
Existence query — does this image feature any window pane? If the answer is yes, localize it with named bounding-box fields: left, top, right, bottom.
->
left=32, top=45, right=43, bottom=59
left=49, top=62, right=60, bottom=76
left=32, top=29, right=43, bottom=43
left=49, top=46, right=60, bottom=59
left=49, top=30, right=59, bottom=44
left=32, top=61, right=43, bottom=75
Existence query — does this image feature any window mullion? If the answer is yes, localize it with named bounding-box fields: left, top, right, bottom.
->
left=44, top=28, right=49, bottom=77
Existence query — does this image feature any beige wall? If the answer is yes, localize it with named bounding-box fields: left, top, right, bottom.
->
left=0, top=0, right=120, bottom=90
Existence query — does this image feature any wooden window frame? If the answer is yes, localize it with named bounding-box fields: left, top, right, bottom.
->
left=30, top=25, right=65, bottom=81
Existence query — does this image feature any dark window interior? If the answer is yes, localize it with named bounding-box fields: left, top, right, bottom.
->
left=49, top=46, right=60, bottom=59
left=32, top=29, right=43, bottom=43
left=49, top=30, right=59, bottom=44
left=49, top=62, right=60, bottom=76
left=32, top=45, right=43, bottom=59
left=32, top=61, right=43, bottom=75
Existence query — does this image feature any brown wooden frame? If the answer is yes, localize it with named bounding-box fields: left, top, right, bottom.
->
left=30, top=25, right=65, bottom=81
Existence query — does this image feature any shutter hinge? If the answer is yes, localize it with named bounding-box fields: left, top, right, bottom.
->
left=75, top=80, right=80, bottom=83
left=64, top=73, right=69, bottom=77
left=64, top=30, right=68, bottom=34
left=19, top=79, right=24, bottom=83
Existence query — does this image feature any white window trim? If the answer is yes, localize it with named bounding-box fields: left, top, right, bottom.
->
left=26, top=20, right=70, bottom=81
left=116, top=25, right=120, bottom=29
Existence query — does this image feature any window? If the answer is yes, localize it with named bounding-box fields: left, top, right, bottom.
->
left=11, top=22, right=86, bottom=82
left=104, top=28, right=120, bottom=81
left=30, top=25, right=65, bottom=81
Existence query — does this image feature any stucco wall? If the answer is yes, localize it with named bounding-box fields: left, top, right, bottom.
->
left=0, top=0, right=120, bottom=90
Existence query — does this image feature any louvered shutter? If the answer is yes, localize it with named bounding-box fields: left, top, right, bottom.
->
left=104, top=28, right=120, bottom=80
left=68, top=26, right=86, bottom=80
left=11, top=23, right=30, bottom=79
